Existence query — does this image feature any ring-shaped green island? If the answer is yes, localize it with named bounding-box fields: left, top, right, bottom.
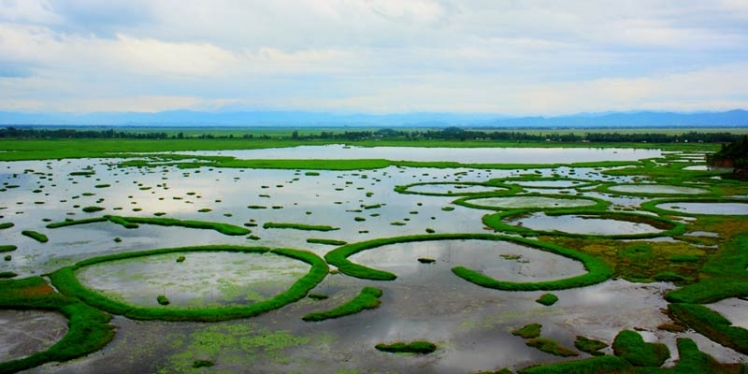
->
left=483, top=209, right=687, bottom=239
left=48, top=245, right=328, bottom=322
left=325, top=233, right=613, bottom=291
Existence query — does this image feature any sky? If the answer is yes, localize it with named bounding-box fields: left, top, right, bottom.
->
left=1, top=0, right=747, bottom=115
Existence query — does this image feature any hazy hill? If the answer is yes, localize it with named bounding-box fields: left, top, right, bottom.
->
left=0, top=109, right=746, bottom=128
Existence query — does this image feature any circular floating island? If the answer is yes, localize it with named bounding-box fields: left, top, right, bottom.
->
left=485, top=211, right=686, bottom=239
left=395, top=182, right=518, bottom=196
left=455, top=194, right=606, bottom=211
left=644, top=198, right=748, bottom=216
left=325, top=233, right=613, bottom=291
left=49, top=245, right=328, bottom=321
left=506, top=178, right=596, bottom=189
left=603, top=184, right=710, bottom=196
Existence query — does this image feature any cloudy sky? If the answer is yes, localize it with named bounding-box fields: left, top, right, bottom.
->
left=1, top=0, right=747, bottom=115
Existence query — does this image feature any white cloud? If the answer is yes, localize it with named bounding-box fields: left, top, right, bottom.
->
left=0, top=1, right=747, bottom=115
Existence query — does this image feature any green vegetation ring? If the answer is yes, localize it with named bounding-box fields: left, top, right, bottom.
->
left=453, top=193, right=609, bottom=212
left=495, top=176, right=598, bottom=190
left=483, top=209, right=687, bottom=239
left=394, top=181, right=521, bottom=197
left=597, top=182, right=714, bottom=197
left=325, top=233, right=613, bottom=291
left=641, top=197, right=748, bottom=217
left=48, top=245, right=328, bottom=322
left=0, top=277, right=114, bottom=373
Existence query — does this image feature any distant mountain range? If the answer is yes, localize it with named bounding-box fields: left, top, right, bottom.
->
left=1, top=109, right=747, bottom=128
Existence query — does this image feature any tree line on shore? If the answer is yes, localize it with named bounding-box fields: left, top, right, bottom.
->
left=0, top=126, right=742, bottom=144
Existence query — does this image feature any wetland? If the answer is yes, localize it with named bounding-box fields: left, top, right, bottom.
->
left=0, top=140, right=747, bottom=373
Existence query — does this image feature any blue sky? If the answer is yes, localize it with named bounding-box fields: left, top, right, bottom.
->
left=1, top=0, right=747, bottom=115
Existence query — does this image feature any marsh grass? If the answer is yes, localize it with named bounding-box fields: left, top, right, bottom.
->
left=48, top=245, right=328, bottom=322
left=525, top=338, right=578, bottom=357
left=574, top=336, right=608, bottom=356
left=0, top=245, right=17, bottom=252
left=612, top=330, right=669, bottom=367
left=263, top=222, right=339, bottom=231
left=512, top=323, right=541, bottom=339
left=302, top=287, right=382, bottom=322
left=375, top=341, right=437, bottom=354
left=22, top=230, right=48, bottom=243
left=0, top=277, right=114, bottom=373
left=535, top=293, right=558, bottom=306
left=306, top=238, right=347, bottom=246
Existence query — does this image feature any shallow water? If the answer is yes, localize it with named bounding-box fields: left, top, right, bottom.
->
left=0, top=310, right=67, bottom=362
left=609, top=184, right=709, bottom=195
left=349, top=239, right=587, bottom=283
left=0, top=150, right=746, bottom=373
left=168, top=145, right=662, bottom=164
left=509, top=212, right=664, bottom=236
left=405, top=183, right=507, bottom=195
left=465, top=196, right=598, bottom=209
left=657, top=202, right=748, bottom=215
left=76, top=251, right=310, bottom=307
left=511, top=180, right=590, bottom=188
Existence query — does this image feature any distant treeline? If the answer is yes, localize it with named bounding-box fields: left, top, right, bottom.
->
left=0, top=126, right=742, bottom=143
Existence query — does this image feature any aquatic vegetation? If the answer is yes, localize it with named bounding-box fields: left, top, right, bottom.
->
left=22, top=230, right=49, bottom=243
left=374, top=341, right=436, bottom=354
left=0, top=245, right=17, bottom=252
left=263, top=222, right=339, bottom=231
left=0, top=277, right=114, bottom=373
left=302, top=287, right=382, bottom=322
left=82, top=206, right=105, bottom=213
left=535, top=293, right=558, bottom=306
left=418, top=257, right=436, bottom=264
left=668, top=303, right=748, bottom=355
left=157, top=295, right=170, bottom=305
left=46, top=215, right=251, bottom=236
left=308, top=293, right=329, bottom=300
left=49, top=245, right=328, bottom=322
left=306, top=238, right=347, bottom=246
left=0, top=222, right=14, bottom=229
left=574, top=335, right=608, bottom=356
left=612, top=330, right=669, bottom=367
left=517, top=355, right=631, bottom=374
left=512, top=323, right=541, bottom=339
left=525, top=338, right=578, bottom=357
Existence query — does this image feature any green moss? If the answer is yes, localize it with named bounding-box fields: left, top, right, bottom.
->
left=22, top=230, right=49, bottom=243
left=612, top=329, right=670, bottom=367
left=0, top=277, right=114, bottom=373
left=535, top=293, right=559, bottom=306
left=157, top=295, right=170, bottom=305
left=375, top=341, right=436, bottom=354
left=306, top=238, right=347, bottom=246
left=512, top=323, right=542, bottom=339
left=0, top=245, right=17, bottom=252
left=668, top=303, right=748, bottom=355
left=263, top=222, right=339, bottom=231
left=574, top=336, right=609, bottom=356
left=49, top=245, right=328, bottom=322
left=192, top=359, right=214, bottom=368
left=302, top=287, right=382, bottom=322
left=525, top=338, right=579, bottom=357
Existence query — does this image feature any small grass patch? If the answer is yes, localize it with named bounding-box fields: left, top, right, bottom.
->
left=0, top=245, right=17, bottom=252
left=82, top=206, right=105, bottom=213
left=306, top=238, right=347, bottom=246
left=302, top=287, right=382, bottom=322
left=525, top=338, right=579, bottom=357
left=22, top=230, right=48, bottom=243
left=308, top=293, right=329, bottom=300
left=535, top=293, right=559, bottom=306
left=263, top=222, right=339, bottom=232
left=512, top=323, right=542, bottom=339
left=0, top=222, right=14, bottom=229
left=375, top=341, right=436, bottom=354
left=157, top=295, right=170, bottom=306
left=612, top=329, right=670, bottom=367
left=574, top=336, right=609, bottom=356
